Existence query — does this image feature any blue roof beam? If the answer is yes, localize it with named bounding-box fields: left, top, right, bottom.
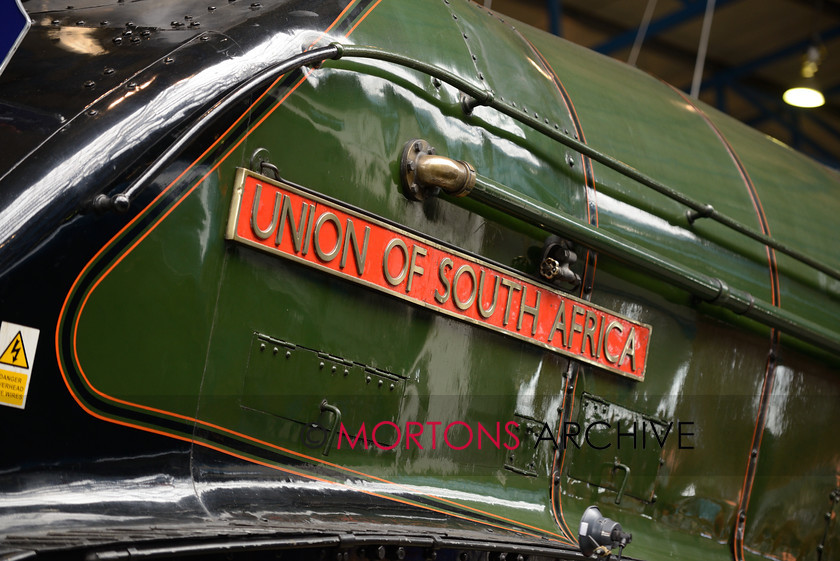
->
left=593, top=0, right=741, bottom=55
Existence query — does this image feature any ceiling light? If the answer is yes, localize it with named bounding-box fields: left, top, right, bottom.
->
left=784, top=44, right=825, bottom=108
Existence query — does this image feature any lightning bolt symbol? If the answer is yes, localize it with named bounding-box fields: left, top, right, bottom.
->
left=11, top=339, right=21, bottom=363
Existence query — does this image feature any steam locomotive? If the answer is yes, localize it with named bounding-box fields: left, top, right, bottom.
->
left=1, top=1, right=838, bottom=560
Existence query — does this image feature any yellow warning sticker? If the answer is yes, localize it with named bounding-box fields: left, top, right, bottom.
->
left=0, top=331, right=28, bottom=368
left=0, top=322, right=39, bottom=409
left=0, top=369, right=27, bottom=407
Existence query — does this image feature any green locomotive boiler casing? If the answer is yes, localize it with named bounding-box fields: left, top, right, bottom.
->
left=0, top=1, right=838, bottom=560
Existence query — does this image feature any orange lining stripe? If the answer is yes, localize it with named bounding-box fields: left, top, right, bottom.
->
left=55, top=1, right=567, bottom=543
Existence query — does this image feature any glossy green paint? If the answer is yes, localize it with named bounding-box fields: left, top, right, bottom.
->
left=59, top=1, right=840, bottom=560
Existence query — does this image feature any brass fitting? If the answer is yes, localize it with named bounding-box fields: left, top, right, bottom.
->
left=399, top=139, right=476, bottom=201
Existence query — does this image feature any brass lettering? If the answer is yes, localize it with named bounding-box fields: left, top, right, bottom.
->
left=568, top=305, right=585, bottom=349
left=301, top=203, right=316, bottom=256
left=250, top=184, right=280, bottom=240
left=618, top=327, right=637, bottom=371
left=517, top=286, right=541, bottom=336
left=276, top=195, right=309, bottom=252
left=383, top=238, right=409, bottom=286
left=434, top=258, right=454, bottom=304
left=477, top=270, right=501, bottom=319
left=313, top=212, right=342, bottom=262
left=581, top=310, right=598, bottom=356
left=406, top=244, right=427, bottom=293
left=453, top=264, right=477, bottom=311
left=340, top=221, right=370, bottom=275
left=500, top=278, right=522, bottom=327
left=548, top=302, right=570, bottom=347
left=603, top=321, right=623, bottom=363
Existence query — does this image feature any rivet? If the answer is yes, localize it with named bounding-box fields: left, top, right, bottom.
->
left=112, top=36, right=123, bottom=44
left=511, top=102, right=516, bottom=108
left=584, top=284, right=592, bottom=293
left=141, top=30, right=150, bottom=37
left=200, top=34, right=209, bottom=41
left=544, top=118, right=549, bottom=124
left=190, top=21, right=201, bottom=27
left=285, top=350, right=291, bottom=358
left=273, top=347, right=278, bottom=355
left=471, top=54, right=477, bottom=61
left=431, top=77, right=441, bottom=88
left=164, top=57, right=174, bottom=64
left=319, top=361, right=325, bottom=369
left=566, top=154, right=574, bottom=167
left=331, top=365, right=337, bottom=373
left=52, top=19, right=60, bottom=25
left=86, top=109, right=98, bottom=116
left=130, top=36, right=140, bottom=43
left=208, top=5, right=217, bottom=10
left=184, top=14, right=193, bottom=19
left=259, top=343, right=266, bottom=351
left=478, top=72, right=484, bottom=80
left=126, top=81, right=137, bottom=90
left=126, top=21, right=137, bottom=29
left=122, top=29, right=132, bottom=36
left=452, top=14, right=458, bottom=19
left=751, top=449, right=758, bottom=457
left=344, top=369, right=349, bottom=376
left=83, top=80, right=95, bottom=88
left=250, top=1, right=261, bottom=7
left=554, top=123, right=559, bottom=129
left=365, top=375, right=371, bottom=384
left=100, top=20, right=109, bottom=26
left=378, top=379, right=383, bottom=387
left=534, top=112, right=539, bottom=118
left=389, top=383, right=395, bottom=391
left=739, top=511, right=746, bottom=522
left=75, top=20, right=85, bottom=25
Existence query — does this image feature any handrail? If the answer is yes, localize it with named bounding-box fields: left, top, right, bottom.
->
left=101, top=43, right=840, bottom=354
left=330, top=43, right=840, bottom=285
